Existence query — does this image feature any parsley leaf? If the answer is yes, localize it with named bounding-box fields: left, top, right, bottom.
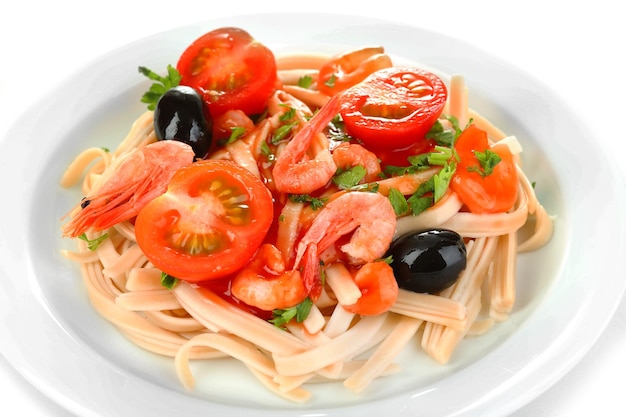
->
left=324, top=74, right=337, bottom=88
left=289, top=194, right=327, bottom=210
left=405, top=161, right=456, bottom=215
left=160, top=272, right=179, bottom=289
left=467, top=149, right=501, bottom=177
left=388, top=188, right=409, bottom=216
left=219, top=126, right=247, bottom=145
left=332, top=165, right=367, bottom=189
left=260, top=141, right=276, bottom=163
left=298, top=75, right=314, bottom=88
left=138, top=65, right=181, bottom=110
left=433, top=161, right=456, bottom=202
left=78, top=233, right=108, bottom=251
left=270, top=298, right=313, bottom=328
left=271, top=122, right=298, bottom=144
left=407, top=194, right=433, bottom=216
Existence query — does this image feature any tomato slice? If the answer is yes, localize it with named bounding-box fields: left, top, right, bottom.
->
left=340, top=66, right=447, bottom=154
left=135, top=159, right=274, bottom=282
left=450, top=124, right=518, bottom=213
left=176, top=27, right=277, bottom=117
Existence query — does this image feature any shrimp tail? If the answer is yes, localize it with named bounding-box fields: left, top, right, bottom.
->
left=300, top=242, right=323, bottom=301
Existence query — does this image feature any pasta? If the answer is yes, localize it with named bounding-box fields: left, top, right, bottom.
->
left=59, top=38, right=553, bottom=403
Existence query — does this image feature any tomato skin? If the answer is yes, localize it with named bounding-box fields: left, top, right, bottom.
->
left=343, top=261, right=399, bottom=316
left=340, top=66, right=447, bottom=153
left=450, top=124, right=518, bottom=213
left=135, top=159, right=274, bottom=282
left=176, top=27, right=277, bottom=117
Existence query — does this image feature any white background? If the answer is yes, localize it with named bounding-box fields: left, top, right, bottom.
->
left=0, top=1, right=624, bottom=416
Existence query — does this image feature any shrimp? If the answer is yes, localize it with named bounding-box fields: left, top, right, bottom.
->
left=231, top=243, right=307, bottom=311
left=318, top=46, right=393, bottom=95
left=332, top=142, right=382, bottom=183
left=61, top=140, right=195, bottom=238
left=272, top=93, right=343, bottom=194
left=294, top=191, right=397, bottom=298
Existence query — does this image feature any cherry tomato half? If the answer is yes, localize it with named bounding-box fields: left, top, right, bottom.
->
left=176, top=27, right=277, bottom=117
left=135, top=159, right=274, bottom=282
left=343, top=261, right=399, bottom=316
left=450, top=124, right=518, bottom=213
left=340, top=66, right=447, bottom=153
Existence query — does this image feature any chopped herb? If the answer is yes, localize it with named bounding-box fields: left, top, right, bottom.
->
left=78, top=233, right=108, bottom=251
left=270, top=298, right=313, bottom=328
left=426, top=120, right=455, bottom=147
left=405, top=161, right=456, bottom=215
left=220, top=126, right=246, bottom=145
left=405, top=153, right=432, bottom=170
left=271, top=122, right=298, bottom=144
left=138, top=65, right=181, bottom=110
left=279, top=104, right=296, bottom=122
left=324, top=74, right=337, bottom=88
left=328, top=115, right=352, bottom=142
left=100, top=147, right=110, bottom=153
left=407, top=194, right=433, bottom=216
left=160, top=272, right=179, bottom=289
left=427, top=145, right=455, bottom=166
left=260, top=141, right=276, bottom=163
left=289, top=194, right=327, bottom=210
left=350, top=182, right=380, bottom=193
left=388, top=188, right=409, bottom=216
left=380, top=255, right=393, bottom=264
left=425, top=115, right=468, bottom=146
left=433, top=161, right=456, bottom=202
left=298, top=74, right=314, bottom=89
left=467, top=149, right=501, bottom=177
left=332, top=165, right=367, bottom=189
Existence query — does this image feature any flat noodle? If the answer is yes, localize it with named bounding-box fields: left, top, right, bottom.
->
left=489, top=232, right=517, bottom=320
left=58, top=44, right=554, bottom=403
left=343, top=315, right=423, bottom=393
left=173, top=283, right=308, bottom=355
left=389, top=289, right=467, bottom=330
left=59, top=147, right=112, bottom=188
left=448, top=75, right=469, bottom=127
left=272, top=314, right=389, bottom=376
left=175, top=333, right=279, bottom=388
left=325, top=263, right=362, bottom=305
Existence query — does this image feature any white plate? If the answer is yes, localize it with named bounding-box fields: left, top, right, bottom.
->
left=1, top=12, right=625, bottom=417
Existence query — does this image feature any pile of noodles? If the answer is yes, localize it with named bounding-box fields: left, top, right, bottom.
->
left=59, top=51, right=553, bottom=402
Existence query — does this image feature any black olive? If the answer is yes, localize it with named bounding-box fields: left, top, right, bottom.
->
left=386, top=229, right=467, bottom=294
left=154, top=85, right=212, bottom=158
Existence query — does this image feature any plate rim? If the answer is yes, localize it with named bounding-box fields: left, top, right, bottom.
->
left=1, top=11, right=626, bottom=417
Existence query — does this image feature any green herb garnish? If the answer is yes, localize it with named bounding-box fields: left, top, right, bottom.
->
left=289, top=194, right=327, bottom=210
left=160, top=272, right=179, bottom=289
left=388, top=187, right=409, bottom=216
left=467, top=149, right=502, bottom=177
left=270, top=298, right=313, bottom=328
left=138, top=65, right=181, bottom=110
left=78, top=233, right=108, bottom=251
left=298, top=74, right=314, bottom=89
left=332, top=165, right=367, bottom=189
